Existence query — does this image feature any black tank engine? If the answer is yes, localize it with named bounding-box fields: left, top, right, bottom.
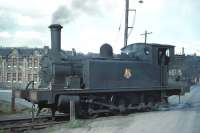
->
left=16, top=24, right=190, bottom=117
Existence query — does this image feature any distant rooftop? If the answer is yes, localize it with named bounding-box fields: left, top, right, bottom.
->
left=0, top=47, right=48, bottom=58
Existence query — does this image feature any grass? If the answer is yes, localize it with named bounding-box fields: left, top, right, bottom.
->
left=64, top=120, right=87, bottom=128
left=0, top=130, right=11, bottom=133
left=42, top=119, right=91, bottom=133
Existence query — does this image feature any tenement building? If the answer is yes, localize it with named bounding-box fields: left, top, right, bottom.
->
left=0, top=46, right=49, bottom=89
left=169, top=54, right=200, bottom=86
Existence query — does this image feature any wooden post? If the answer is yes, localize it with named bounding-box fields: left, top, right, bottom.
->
left=11, top=80, right=16, bottom=112
left=32, top=103, right=35, bottom=122
left=161, top=91, right=167, bottom=103
left=51, top=106, right=55, bottom=121
left=70, top=100, right=76, bottom=121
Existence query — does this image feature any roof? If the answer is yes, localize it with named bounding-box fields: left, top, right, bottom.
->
left=121, top=43, right=175, bottom=50
left=0, top=48, right=12, bottom=57
left=0, top=47, right=44, bottom=58
left=185, top=55, right=200, bottom=62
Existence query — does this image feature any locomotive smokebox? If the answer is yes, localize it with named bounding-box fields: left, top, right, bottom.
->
left=49, top=24, right=63, bottom=54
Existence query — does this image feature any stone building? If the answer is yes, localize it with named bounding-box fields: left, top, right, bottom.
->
left=0, top=46, right=49, bottom=89
left=169, top=54, right=200, bottom=85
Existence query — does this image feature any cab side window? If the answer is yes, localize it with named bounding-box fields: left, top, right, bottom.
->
left=158, top=48, right=170, bottom=65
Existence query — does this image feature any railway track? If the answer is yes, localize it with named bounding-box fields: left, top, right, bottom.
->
left=0, top=114, right=69, bottom=132
left=0, top=102, right=172, bottom=133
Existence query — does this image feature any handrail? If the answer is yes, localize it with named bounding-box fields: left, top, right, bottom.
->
left=25, top=81, right=34, bottom=91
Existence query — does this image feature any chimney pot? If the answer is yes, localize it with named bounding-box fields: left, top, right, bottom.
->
left=49, top=24, right=63, bottom=54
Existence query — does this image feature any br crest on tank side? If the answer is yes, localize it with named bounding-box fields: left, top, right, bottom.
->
left=123, top=68, right=132, bottom=79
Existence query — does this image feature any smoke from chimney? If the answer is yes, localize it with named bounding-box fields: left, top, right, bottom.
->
left=52, top=6, right=73, bottom=25
left=52, top=0, right=102, bottom=25
left=71, top=0, right=101, bottom=15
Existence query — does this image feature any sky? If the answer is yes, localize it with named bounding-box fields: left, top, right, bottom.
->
left=0, top=0, right=199, bottom=55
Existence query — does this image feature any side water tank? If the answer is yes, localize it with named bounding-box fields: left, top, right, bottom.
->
left=100, top=43, right=113, bottom=58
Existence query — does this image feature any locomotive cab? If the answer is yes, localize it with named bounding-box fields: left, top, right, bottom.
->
left=121, top=43, right=174, bottom=65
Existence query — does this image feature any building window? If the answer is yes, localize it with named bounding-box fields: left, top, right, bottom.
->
left=0, top=57, right=2, bottom=65
left=178, top=69, right=182, bottom=76
left=28, top=74, right=32, bottom=81
left=33, top=74, right=38, bottom=82
left=28, top=58, right=32, bottom=67
left=34, top=59, right=38, bottom=68
left=7, top=58, right=12, bottom=67
left=13, top=58, right=17, bottom=67
left=19, top=58, right=23, bottom=66
left=13, top=73, right=16, bottom=81
left=18, top=73, right=22, bottom=81
left=7, top=73, right=11, bottom=82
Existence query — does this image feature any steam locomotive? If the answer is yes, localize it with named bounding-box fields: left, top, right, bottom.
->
left=15, top=24, right=190, bottom=118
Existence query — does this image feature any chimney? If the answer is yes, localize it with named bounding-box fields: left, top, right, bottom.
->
left=49, top=24, right=63, bottom=54
left=182, top=47, right=185, bottom=55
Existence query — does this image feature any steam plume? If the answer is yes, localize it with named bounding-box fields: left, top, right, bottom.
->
left=52, top=6, right=73, bottom=25
left=52, top=0, right=101, bottom=25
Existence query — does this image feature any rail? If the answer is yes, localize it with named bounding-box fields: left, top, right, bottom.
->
left=0, top=114, right=68, bottom=132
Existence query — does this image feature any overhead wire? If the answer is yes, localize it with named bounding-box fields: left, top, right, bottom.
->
left=114, top=0, right=138, bottom=45
left=128, top=10, right=137, bottom=38
left=114, top=3, right=125, bottom=45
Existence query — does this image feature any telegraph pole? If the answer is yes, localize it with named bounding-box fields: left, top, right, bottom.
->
left=124, top=0, right=143, bottom=47
left=124, top=0, right=129, bottom=47
left=141, top=30, right=152, bottom=44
